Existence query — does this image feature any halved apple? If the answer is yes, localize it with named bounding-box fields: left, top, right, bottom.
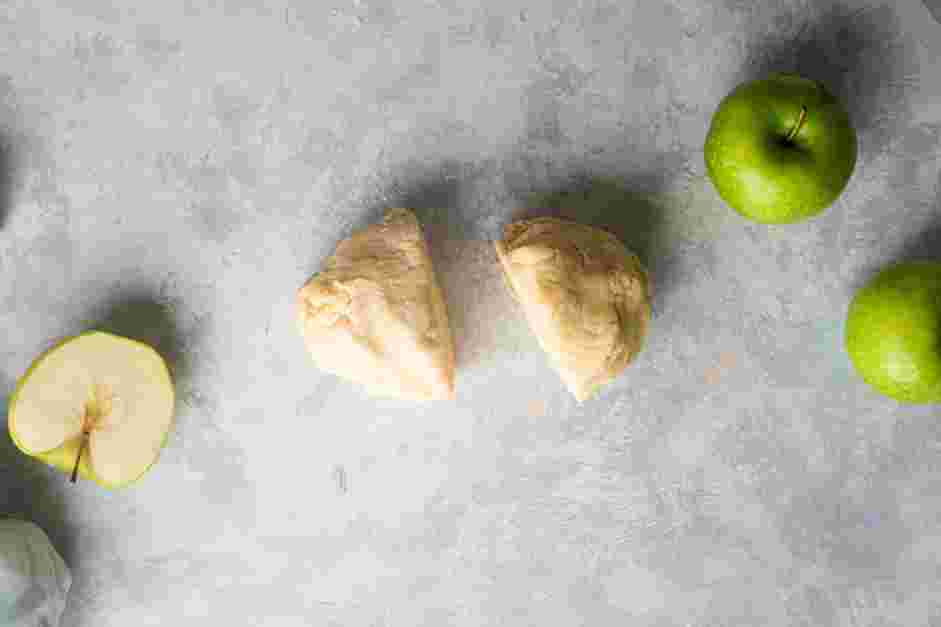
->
left=8, top=331, right=174, bottom=488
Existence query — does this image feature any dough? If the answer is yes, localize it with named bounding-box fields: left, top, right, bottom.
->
left=0, top=519, right=71, bottom=627
left=495, top=217, right=651, bottom=401
left=297, top=209, right=456, bottom=400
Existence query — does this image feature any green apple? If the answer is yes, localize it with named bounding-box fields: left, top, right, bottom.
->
left=704, top=73, right=857, bottom=224
left=8, top=331, right=175, bottom=488
left=846, top=262, right=941, bottom=403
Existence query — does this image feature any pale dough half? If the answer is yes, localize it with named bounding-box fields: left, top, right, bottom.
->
left=495, top=217, right=651, bottom=401
left=297, top=209, right=456, bottom=400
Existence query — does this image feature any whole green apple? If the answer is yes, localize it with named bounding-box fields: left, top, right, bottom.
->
left=846, top=261, right=941, bottom=404
left=704, top=73, right=857, bottom=224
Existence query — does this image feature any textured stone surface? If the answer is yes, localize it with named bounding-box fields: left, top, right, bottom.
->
left=0, top=0, right=940, bottom=625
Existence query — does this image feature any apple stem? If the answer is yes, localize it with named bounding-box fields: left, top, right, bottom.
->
left=785, top=106, right=808, bottom=142
left=71, top=430, right=89, bottom=484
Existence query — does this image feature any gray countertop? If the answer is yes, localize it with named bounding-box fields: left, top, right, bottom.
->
left=2, top=1, right=941, bottom=625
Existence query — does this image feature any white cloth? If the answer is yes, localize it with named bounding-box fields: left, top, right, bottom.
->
left=0, top=520, right=71, bottom=627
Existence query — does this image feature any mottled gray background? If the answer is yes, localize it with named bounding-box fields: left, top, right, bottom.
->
left=0, top=0, right=940, bottom=625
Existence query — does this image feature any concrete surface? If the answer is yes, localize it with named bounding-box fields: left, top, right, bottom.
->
left=0, top=0, right=940, bottom=625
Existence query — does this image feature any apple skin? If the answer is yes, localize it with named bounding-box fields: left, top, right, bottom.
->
left=7, top=331, right=175, bottom=489
left=705, top=73, right=857, bottom=224
left=845, top=262, right=941, bottom=404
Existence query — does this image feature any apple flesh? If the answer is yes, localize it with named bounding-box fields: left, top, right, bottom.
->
left=8, top=332, right=175, bottom=488
left=705, top=73, right=857, bottom=224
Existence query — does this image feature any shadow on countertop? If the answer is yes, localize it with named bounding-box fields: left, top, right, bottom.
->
left=88, top=288, right=191, bottom=387
left=0, top=72, right=24, bottom=230
left=849, top=188, right=941, bottom=293
left=737, top=3, right=918, bottom=151
left=308, top=159, right=475, bottom=278
left=514, top=173, right=683, bottom=310
left=374, top=158, right=482, bottom=244
left=895, top=208, right=941, bottom=266
left=0, top=132, right=18, bottom=230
